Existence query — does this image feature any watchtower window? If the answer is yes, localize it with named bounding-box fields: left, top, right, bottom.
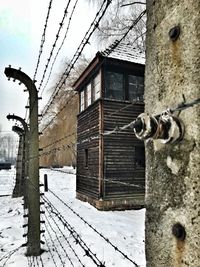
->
left=80, top=90, right=84, bottom=112
left=105, top=71, right=124, bottom=100
left=87, top=83, right=92, bottom=106
left=93, top=72, right=101, bottom=101
left=128, top=75, right=144, bottom=101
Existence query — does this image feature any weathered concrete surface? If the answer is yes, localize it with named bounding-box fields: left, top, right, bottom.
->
left=145, top=1, right=200, bottom=266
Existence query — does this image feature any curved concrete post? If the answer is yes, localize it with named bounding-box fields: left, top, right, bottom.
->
left=5, top=67, right=40, bottom=256
left=7, top=114, right=29, bottom=207
left=12, top=125, right=25, bottom=197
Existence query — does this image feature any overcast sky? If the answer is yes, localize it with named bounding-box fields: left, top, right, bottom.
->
left=0, top=0, right=98, bottom=132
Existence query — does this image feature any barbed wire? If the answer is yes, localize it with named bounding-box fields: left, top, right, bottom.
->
left=26, top=168, right=141, bottom=267
left=33, top=0, right=54, bottom=81
left=43, top=202, right=86, bottom=267
left=44, top=212, right=75, bottom=267
left=40, top=131, right=76, bottom=150
left=43, top=233, right=58, bottom=267
left=35, top=256, right=40, bottom=267
left=43, top=215, right=66, bottom=266
left=38, top=0, right=73, bottom=91
left=43, top=196, right=106, bottom=267
left=39, top=142, right=76, bottom=158
left=51, top=166, right=144, bottom=189
left=0, top=246, right=22, bottom=266
left=48, top=188, right=141, bottom=266
left=39, top=10, right=146, bottom=133
left=170, top=96, right=200, bottom=113
left=41, top=0, right=112, bottom=118
left=39, top=96, right=200, bottom=152
left=39, top=92, right=78, bottom=133
left=40, top=0, right=79, bottom=97
left=39, top=255, right=45, bottom=267
left=27, top=256, right=32, bottom=267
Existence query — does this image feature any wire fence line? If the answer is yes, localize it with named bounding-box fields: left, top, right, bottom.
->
left=43, top=196, right=106, bottom=267
left=39, top=10, right=146, bottom=133
left=0, top=245, right=23, bottom=267
left=44, top=212, right=74, bottom=266
left=40, top=0, right=112, bottom=118
left=38, top=0, right=73, bottom=91
left=47, top=188, right=141, bottom=266
left=44, top=213, right=66, bottom=266
left=33, top=0, right=54, bottom=81
left=39, top=99, right=140, bottom=152
left=43, top=202, right=85, bottom=267
left=48, top=164, right=145, bottom=190
left=40, top=0, right=80, bottom=97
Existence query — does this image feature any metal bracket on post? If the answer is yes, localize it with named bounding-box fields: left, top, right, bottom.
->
left=132, top=111, right=184, bottom=144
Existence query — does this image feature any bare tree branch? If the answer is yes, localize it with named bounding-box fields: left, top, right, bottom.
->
left=121, top=2, right=146, bottom=7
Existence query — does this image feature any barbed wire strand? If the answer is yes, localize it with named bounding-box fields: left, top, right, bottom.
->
left=41, top=131, right=76, bottom=150
left=43, top=234, right=58, bottom=267
left=43, top=217, right=66, bottom=266
left=38, top=0, right=73, bottom=91
left=39, top=10, right=146, bottom=133
left=39, top=100, right=141, bottom=153
left=40, top=0, right=79, bottom=97
left=44, top=212, right=75, bottom=267
left=39, top=255, right=45, bottom=267
left=40, top=92, right=78, bottom=133
left=43, top=203, right=86, bottom=267
left=47, top=188, right=140, bottom=266
left=41, top=0, right=112, bottom=118
left=35, top=256, right=40, bottom=267
left=26, top=171, right=141, bottom=266
left=43, top=196, right=106, bottom=267
left=52, top=166, right=144, bottom=188
left=33, top=0, right=54, bottom=81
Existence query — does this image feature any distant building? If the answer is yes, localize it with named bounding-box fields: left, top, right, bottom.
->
left=73, top=43, right=145, bottom=210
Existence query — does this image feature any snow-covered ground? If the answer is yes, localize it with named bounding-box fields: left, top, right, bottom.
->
left=0, top=167, right=146, bottom=267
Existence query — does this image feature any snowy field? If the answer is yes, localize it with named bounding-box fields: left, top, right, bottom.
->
left=0, top=167, right=146, bottom=267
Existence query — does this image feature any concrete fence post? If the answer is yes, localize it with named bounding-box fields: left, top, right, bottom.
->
left=145, top=1, right=200, bottom=266
left=5, top=67, right=41, bottom=256
left=11, top=125, right=25, bottom=197
left=7, top=115, right=29, bottom=203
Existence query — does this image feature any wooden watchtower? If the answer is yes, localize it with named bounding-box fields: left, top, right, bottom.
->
left=73, top=43, right=145, bottom=210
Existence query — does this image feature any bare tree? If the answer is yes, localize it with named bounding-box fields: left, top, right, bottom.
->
left=88, top=0, right=146, bottom=52
left=40, top=55, right=90, bottom=167
left=0, top=133, right=16, bottom=161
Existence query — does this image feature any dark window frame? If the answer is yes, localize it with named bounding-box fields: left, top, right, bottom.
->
left=104, top=68, right=144, bottom=102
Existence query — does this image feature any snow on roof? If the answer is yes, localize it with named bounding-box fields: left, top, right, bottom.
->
left=100, top=41, right=145, bottom=65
